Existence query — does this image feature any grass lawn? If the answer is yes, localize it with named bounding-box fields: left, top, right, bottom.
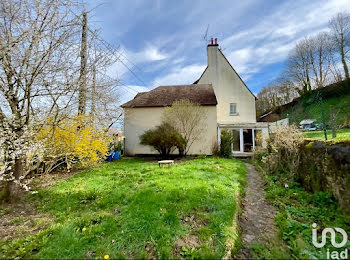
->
left=0, top=157, right=246, bottom=259
left=304, top=128, right=350, bottom=141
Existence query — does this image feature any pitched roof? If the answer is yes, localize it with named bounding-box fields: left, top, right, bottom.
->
left=192, top=49, right=257, bottom=100
left=218, top=49, right=257, bottom=100
left=121, top=84, right=217, bottom=108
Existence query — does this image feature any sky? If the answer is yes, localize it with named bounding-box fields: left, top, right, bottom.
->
left=86, top=0, right=350, bottom=104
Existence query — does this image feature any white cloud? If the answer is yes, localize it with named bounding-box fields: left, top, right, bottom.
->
left=172, top=57, right=185, bottom=65
left=123, top=45, right=168, bottom=65
left=105, top=44, right=170, bottom=84
left=143, top=46, right=168, bottom=61
left=152, top=64, right=206, bottom=86
left=93, top=0, right=350, bottom=96
left=221, top=0, right=350, bottom=81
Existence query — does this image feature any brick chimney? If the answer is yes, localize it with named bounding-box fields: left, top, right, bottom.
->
left=207, top=37, right=219, bottom=70
left=208, top=37, right=218, bottom=46
left=206, top=38, right=219, bottom=91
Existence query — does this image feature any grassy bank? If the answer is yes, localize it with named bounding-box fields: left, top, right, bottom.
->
left=251, top=161, right=350, bottom=259
left=1, top=158, right=246, bottom=259
left=280, top=80, right=350, bottom=127
left=304, top=128, right=350, bottom=141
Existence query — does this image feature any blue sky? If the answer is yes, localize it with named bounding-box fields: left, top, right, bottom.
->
left=87, top=0, right=349, bottom=104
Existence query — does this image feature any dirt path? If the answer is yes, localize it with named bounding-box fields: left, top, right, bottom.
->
left=234, top=163, right=278, bottom=258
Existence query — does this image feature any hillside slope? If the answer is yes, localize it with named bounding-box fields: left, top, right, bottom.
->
left=258, top=80, right=350, bottom=127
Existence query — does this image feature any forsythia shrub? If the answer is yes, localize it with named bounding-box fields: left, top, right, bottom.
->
left=37, top=116, right=110, bottom=172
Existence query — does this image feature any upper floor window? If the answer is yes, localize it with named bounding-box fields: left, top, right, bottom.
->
left=230, top=103, right=237, bottom=115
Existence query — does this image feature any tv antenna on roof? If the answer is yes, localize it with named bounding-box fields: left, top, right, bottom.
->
left=202, top=24, right=210, bottom=44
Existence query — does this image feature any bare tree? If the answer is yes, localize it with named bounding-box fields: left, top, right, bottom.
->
left=162, top=99, right=206, bottom=155
left=329, top=12, right=350, bottom=79
left=0, top=0, right=85, bottom=197
left=277, top=78, right=298, bottom=104
left=0, top=0, right=125, bottom=199
left=256, top=79, right=298, bottom=116
left=308, top=32, right=334, bottom=88
left=284, top=33, right=337, bottom=95
left=256, top=86, right=271, bottom=116
left=285, top=38, right=313, bottom=95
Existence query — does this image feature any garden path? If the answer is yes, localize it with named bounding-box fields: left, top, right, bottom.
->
left=234, top=163, right=278, bottom=258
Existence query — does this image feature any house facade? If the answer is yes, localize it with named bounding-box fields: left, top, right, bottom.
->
left=121, top=39, right=269, bottom=156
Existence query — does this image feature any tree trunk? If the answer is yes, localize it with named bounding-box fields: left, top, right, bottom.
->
left=340, top=33, right=349, bottom=79
left=332, top=128, right=337, bottom=138
left=340, top=48, right=349, bottom=79
left=5, top=158, right=24, bottom=201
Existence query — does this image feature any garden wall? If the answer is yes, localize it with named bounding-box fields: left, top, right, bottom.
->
left=298, top=140, right=350, bottom=213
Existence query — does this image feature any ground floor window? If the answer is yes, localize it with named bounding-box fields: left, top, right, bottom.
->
left=219, top=127, right=265, bottom=153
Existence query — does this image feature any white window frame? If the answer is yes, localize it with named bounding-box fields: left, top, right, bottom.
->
left=230, top=103, right=238, bottom=115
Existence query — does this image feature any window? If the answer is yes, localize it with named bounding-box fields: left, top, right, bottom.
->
left=230, top=103, right=237, bottom=115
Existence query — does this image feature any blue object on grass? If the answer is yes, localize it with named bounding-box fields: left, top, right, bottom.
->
left=113, top=151, right=120, bottom=160
left=106, top=151, right=120, bottom=162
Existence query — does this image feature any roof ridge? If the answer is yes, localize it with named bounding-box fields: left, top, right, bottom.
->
left=121, top=84, right=217, bottom=108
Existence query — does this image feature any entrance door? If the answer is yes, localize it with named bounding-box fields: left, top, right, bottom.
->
left=231, top=129, right=240, bottom=152
left=243, top=129, right=253, bottom=152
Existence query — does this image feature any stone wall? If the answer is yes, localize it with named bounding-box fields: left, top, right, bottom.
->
left=298, top=140, right=350, bottom=213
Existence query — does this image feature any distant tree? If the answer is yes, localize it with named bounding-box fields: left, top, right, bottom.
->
left=256, top=85, right=278, bottom=115
left=285, top=38, right=313, bottom=95
left=277, top=78, right=298, bottom=104
left=256, top=79, right=297, bottom=116
left=256, top=12, right=350, bottom=116
left=140, top=122, right=185, bottom=158
left=283, top=32, right=337, bottom=96
left=162, top=99, right=206, bottom=155
left=329, top=12, right=350, bottom=79
left=308, top=32, right=334, bottom=88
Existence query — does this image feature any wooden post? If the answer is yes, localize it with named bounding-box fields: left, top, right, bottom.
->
left=239, top=128, right=244, bottom=153
left=252, top=129, right=255, bottom=150
left=78, top=11, right=88, bottom=115
left=217, top=125, right=221, bottom=145
left=320, top=96, right=327, bottom=141
left=330, top=106, right=337, bottom=138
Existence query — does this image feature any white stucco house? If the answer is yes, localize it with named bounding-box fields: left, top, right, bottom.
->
left=121, top=38, right=270, bottom=156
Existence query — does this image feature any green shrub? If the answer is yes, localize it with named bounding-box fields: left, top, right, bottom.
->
left=257, top=163, right=350, bottom=259
left=108, top=140, right=123, bottom=153
left=220, top=130, right=233, bottom=158
left=140, top=122, right=185, bottom=158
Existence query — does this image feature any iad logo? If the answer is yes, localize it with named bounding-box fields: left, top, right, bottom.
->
left=312, top=223, right=348, bottom=259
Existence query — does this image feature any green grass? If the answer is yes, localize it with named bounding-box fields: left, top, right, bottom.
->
left=251, top=162, right=350, bottom=259
left=0, top=157, right=247, bottom=259
left=304, top=129, right=350, bottom=141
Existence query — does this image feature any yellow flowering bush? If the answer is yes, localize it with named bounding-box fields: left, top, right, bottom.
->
left=36, top=115, right=110, bottom=173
